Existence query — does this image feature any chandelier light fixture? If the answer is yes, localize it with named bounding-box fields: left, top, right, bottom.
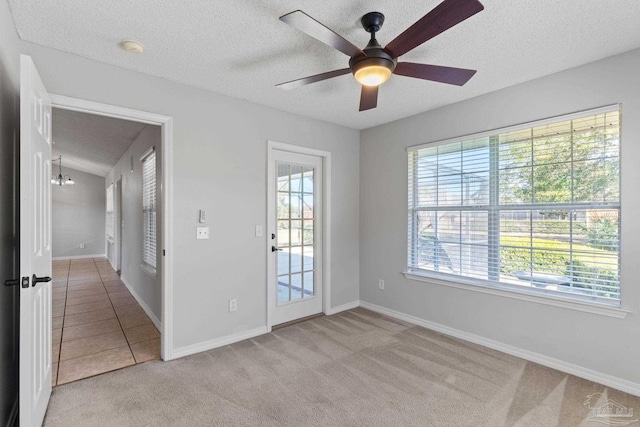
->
left=51, top=155, right=75, bottom=186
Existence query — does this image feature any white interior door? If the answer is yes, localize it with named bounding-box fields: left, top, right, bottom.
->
left=268, top=149, right=323, bottom=326
left=20, top=54, right=53, bottom=427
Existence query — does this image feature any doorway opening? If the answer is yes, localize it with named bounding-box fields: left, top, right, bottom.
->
left=49, top=96, right=173, bottom=385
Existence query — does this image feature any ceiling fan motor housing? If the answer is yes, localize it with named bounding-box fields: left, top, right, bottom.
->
left=349, top=44, right=397, bottom=77
left=350, top=12, right=396, bottom=77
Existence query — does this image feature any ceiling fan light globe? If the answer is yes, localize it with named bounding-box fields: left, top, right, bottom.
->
left=354, top=65, right=392, bottom=87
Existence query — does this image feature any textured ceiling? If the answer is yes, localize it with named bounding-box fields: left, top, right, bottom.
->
left=9, top=1, right=640, bottom=130
left=52, top=108, right=147, bottom=177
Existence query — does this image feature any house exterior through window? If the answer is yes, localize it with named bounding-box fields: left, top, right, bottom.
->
left=407, top=106, right=621, bottom=306
left=141, top=147, right=157, bottom=274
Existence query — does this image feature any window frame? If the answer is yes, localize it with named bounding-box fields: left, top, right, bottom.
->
left=405, top=105, right=627, bottom=317
left=141, top=146, right=157, bottom=276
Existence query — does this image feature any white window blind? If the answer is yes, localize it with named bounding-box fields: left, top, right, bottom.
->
left=408, top=107, right=620, bottom=304
left=141, top=148, right=157, bottom=273
left=106, top=184, right=114, bottom=241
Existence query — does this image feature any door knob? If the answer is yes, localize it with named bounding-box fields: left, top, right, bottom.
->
left=32, top=274, right=52, bottom=287
left=271, top=246, right=283, bottom=252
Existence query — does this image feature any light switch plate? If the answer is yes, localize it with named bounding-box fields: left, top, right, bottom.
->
left=255, top=225, right=263, bottom=237
left=199, top=209, right=206, bottom=223
left=196, top=226, right=209, bottom=239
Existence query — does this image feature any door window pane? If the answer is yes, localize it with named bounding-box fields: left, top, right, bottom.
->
left=277, top=164, right=290, bottom=191
left=290, top=220, right=302, bottom=246
left=277, top=220, right=289, bottom=247
left=290, top=248, right=302, bottom=274
left=304, top=271, right=314, bottom=296
left=303, top=246, right=314, bottom=271
left=277, top=251, right=289, bottom=276
left=290, top=194, right=302, bottom=219
left=277, top=275, right=290, bottom=303
left=290, top=274, right=303, bottom=301
left=277, top=193, right=289, bottom=219
left=290, top=166, right=303, bottom=192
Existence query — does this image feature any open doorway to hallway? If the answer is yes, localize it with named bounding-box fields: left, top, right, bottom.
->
left=50, top=107, right=163, bottom=385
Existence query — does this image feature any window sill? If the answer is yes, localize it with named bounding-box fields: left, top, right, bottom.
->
left=403, top=271, right=630, bottom=319
left=141, top=264, right=157, bottom=278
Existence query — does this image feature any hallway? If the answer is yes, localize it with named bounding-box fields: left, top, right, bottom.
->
left=52, top=258, right=160, bottom=385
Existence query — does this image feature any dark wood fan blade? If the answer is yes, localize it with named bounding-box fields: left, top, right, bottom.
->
left=276, top=68, right=351, bottom=90
left=359, top=85, right=378, bottom=111
left=394, top=62, right=477, bottom=86
left=280, top=10, right=365, bottom=57
left=385, top=0, right=484, bottom=58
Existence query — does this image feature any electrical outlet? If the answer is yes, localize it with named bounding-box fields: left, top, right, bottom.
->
left=229, top=298, right=237, bottom=312
left=378, top=279, right=384, bottom=290
left=196, top=226, right=209, bottom=240
left=80, top=243, right=85, bottom=249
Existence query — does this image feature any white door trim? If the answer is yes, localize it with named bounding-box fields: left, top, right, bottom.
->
left=266, top=140, right=331, bottom=330
left=49, top=94, right=175, bottom=361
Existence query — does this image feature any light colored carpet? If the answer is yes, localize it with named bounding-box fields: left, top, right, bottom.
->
left=44, top=308, right=640, bottom=426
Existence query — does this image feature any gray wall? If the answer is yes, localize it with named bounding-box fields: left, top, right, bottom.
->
left=360, top=48, right=640, bottom=385
left=106, top=125, right=162, bottom=320
left=21, top=42, right=360, bottom=350
left=52, top=167, right=106, bottom=258
left=0, top=0, right=20, bottom=425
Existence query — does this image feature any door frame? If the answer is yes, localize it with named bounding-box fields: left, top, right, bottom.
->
left=266, top=140, right=331, bottom=331
left=49, top=94, right=175, bottom=360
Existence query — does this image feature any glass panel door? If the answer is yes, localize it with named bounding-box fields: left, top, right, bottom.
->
left=269, top=147, right=323, bottom=326
left=276, top=163, right=316, bottom=305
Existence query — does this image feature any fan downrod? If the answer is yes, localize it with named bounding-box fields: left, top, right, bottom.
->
left=361, top=12, right=385, bottom=34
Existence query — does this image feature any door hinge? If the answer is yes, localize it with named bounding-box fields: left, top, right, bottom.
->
left=4, top=279, right=19, bottom=287
left=163, top=249, right=166, bottom=256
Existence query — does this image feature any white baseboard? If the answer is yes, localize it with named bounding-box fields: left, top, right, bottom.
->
left=326, top=300, right=360, bottom=315
left=172, top=302, right=359, bottom=360
left=172, top=326, right=269, bottom=360
left=108, top=255, right=116, bottom=272
left=52, top=253, right=105, bottom=261
left=359, top=301, right=640, bottom=397
left=120, top=274, right=161, bottom=330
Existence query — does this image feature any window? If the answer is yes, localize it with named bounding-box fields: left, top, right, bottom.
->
left=106, top=184, right=114, bottom=242
left=141, top=147, right=157, bottom=273
left=408, top=106, right=620, bottom=305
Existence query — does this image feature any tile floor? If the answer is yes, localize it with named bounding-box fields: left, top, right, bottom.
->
left=52, top=257, right=160, bottom=386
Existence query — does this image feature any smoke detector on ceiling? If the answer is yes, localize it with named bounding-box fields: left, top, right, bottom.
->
left=121, top=40, right=144, bottom=54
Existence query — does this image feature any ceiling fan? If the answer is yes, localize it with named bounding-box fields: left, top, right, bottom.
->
left=276, top=0, right=484, bottom=111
